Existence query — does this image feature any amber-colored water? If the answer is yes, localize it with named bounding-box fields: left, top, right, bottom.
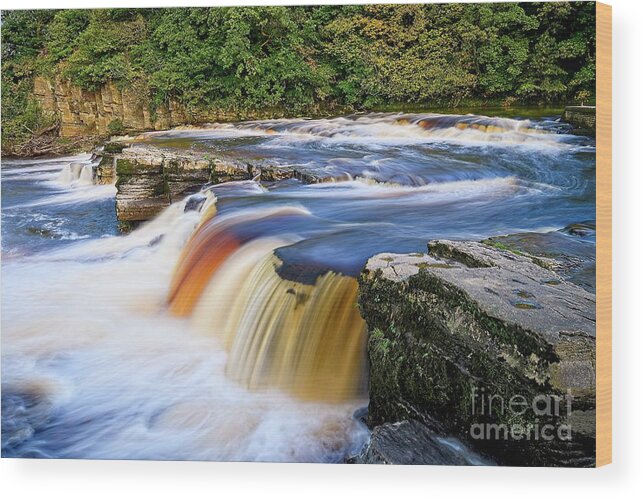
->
left=169, top=207, right=367, bottom=402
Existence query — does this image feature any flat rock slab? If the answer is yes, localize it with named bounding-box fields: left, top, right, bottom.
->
left=368, top=240, right=595, bottom=346
left=484, top=224, right=596, bottom=292
left=109, top=144, right=348, bottom=223
left=111, top=145, right=253, bottom=223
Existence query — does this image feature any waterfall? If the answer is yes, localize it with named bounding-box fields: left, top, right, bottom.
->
left=56, top=161, right=95, bottom=186
left=168, top=205, right=367, bottom=402
left=78, top=163, right=95, bottom=185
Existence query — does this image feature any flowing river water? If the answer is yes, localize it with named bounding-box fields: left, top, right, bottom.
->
left=1, top=112, right=596, bottom=462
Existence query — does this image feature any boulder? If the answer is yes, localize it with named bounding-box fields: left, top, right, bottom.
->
left=358, top=240, right=596, bottom=466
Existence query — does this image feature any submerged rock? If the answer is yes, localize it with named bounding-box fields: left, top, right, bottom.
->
left=358, top=239, right=596, bottom=467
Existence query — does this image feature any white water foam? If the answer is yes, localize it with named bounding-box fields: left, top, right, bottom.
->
left=2, top=199, right=368, bottom=461
left=136, top=113, right=584, bottom=152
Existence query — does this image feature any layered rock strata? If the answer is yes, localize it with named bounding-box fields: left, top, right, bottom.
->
left=108, top=146, right=253, bottom=223
left=562, top=106, right=596, bottom=134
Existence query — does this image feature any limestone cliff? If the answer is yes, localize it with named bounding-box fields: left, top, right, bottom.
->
left=33, top=77, right=181, bottom=136
left=32, top=77, right=316, bottom=138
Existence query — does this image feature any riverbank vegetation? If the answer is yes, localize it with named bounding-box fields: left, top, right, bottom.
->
left=2, top=2, right=596, bottom=152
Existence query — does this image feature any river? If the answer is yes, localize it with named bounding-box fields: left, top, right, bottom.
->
left=1, top=111, right=596, bottom=462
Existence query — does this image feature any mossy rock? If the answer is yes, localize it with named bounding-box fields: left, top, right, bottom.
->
left=358, top=241, right=596, bottom=466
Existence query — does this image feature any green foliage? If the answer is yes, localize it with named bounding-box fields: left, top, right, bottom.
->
left=1, top=10, right=58, bottom=149
left=106, top=119, right=125, bottom=136
left=2, top=3, right=597, bottom=149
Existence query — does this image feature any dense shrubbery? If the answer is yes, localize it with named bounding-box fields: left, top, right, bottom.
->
left=2, top=3, right=596, bottom=148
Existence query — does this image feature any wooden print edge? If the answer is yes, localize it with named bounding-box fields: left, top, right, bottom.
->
left=596, top=1, right=612, bottom=467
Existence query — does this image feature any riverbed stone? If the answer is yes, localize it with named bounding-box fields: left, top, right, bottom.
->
left=358, top=239, right=596, bottom=466
left=352, top=420, right=486, bottom=465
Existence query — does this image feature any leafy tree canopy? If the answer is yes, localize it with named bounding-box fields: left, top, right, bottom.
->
left=2, top=3, right=596, bottom=147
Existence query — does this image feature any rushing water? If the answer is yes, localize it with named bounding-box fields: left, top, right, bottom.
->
left=1, top=112, right=595, bottom=462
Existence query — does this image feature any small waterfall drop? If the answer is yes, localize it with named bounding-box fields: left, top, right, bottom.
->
left=56, top=161, right=95, bottom=186
left=168, top=204, right=367, bottom=402
left=78, top=163, right=95, bottom=185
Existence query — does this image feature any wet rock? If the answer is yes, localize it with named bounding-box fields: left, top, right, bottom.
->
left=352, top=420, right=487, bottom=465
left=562, top=106, right=596, bottom=135
left=562, top=221, right=596, bottom=238
left=112, top=146, right=251, bottom=223
left=103, top=141, right=359, bottom=224
left=293, top=170, right=352, bottom=184
left=260, top=165, right=295, bottom=182
left=115, top=148, right=169, bottom=222
left=94, top=155, right=116, bottom=185
left=484, top=223, right=596, bottom=291
left=358, top=240, right=596, bottom=467
left=184, top=194, right=207, bottom=212
left=102, top=141, right=128, bottom=154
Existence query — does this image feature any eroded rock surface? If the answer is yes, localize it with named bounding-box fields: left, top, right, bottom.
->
left=483, top=222, right=596, bottom=292
left=110, top=145, right=253, bottom=222
left=33, top=76, right=306, bottom=137
left=103, top=143, right=355, bottom=224
left=358, top=239, right=596, bottom=466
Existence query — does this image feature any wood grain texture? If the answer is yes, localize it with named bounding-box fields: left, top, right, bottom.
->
left=596, top=1, right=612, bottom=467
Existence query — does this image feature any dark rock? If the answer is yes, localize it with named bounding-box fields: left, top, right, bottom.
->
left=260, top=166, right=295, bottom=182
left=184, top=194, right=207, bottom=212
left=358, top=239, right=596, bottom=467
left=562, top=106, right=596, bottom=135
left=352, top=420, right=488, bottom=465
left=102, top=141, right=128, bottom=154
left=353, top=406, right=369, bottom=425
left=562, top=221, right=596, bottom=238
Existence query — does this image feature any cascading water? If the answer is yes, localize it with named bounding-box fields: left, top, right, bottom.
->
left=169, top=205, right=367, bottom=402
left=56, top=161, right=96, bottom=186
left=2, top=111, right=596, bottom=462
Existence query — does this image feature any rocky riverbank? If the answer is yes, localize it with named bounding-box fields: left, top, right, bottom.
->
left=357, top=240, right=596, bottom=466
left=562, top=106, right=596, bottom=134
left=95, top=141, right=363, bottom=226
